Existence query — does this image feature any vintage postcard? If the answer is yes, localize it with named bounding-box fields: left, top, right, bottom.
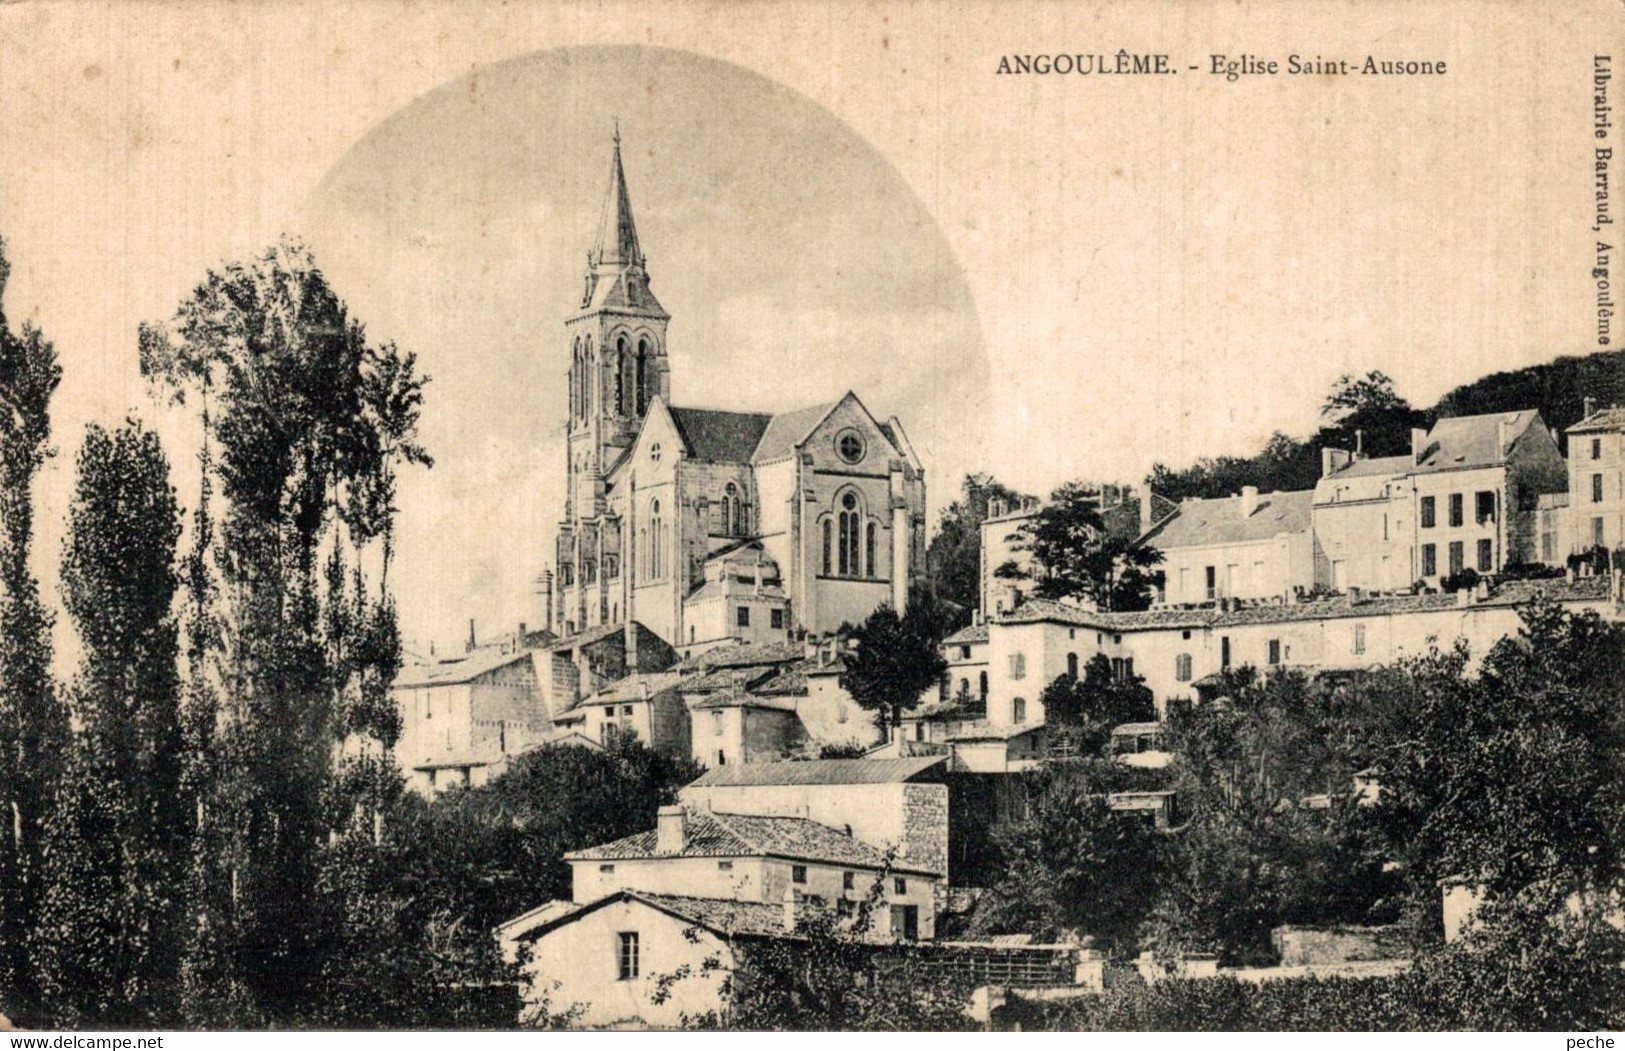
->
left=0, top=0, right=1621, bottom=1037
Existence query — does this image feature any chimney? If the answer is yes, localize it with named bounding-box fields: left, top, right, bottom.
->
left=536, top=571, right=554, bottom=635
left=1497, top=419, right=1510, bottom=459
left=782, top=885, right=801, bottom=932
left=656, top=805, right=686, bottom=854
left=1139, top=485, right=1155, bottom=533
left=989, top=497, right=1005, bottom=519
left=1239, top=486, right=1259, bottom=518
left=1320, top=447, right=1352, bottom=478
left=1411, top=427, right=1429, bottom=465
left=466, top=618, right=477, bottom=654
left=973, top=608, right=984, bottom=627
left=1585, top=396, right=1597, bottom=419
left=1354, top=429, right=1364, bottom=458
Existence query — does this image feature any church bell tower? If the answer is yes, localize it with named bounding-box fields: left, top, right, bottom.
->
left=562, top=127, right=671, bottom=520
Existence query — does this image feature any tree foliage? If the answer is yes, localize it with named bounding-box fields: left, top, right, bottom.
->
left=839, top=603, right=948, bottom=729
left=34, top=422, right=185, bottom=1025
left=923, top=474, right=1026, bottom=617
left=0, top=236, right=68, bottom=1023
left=995, top=482, right=1163, bottom=611
left=1039, top=656, right=1157, bottom=756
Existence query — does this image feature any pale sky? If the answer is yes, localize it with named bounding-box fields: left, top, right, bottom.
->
left=0, top=0, right=1611, bottom=655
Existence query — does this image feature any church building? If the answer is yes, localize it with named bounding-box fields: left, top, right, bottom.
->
left=541, top=133, right=927, bottom=655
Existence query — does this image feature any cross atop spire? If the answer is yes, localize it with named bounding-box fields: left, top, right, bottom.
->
left=590, top=125, right=643, bottom=271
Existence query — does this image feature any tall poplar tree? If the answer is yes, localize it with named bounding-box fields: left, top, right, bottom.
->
left=140, top=238, right=429, bottom=1022
left=34, top=421, right=185, bottom=1024
left=0, top=237, right=68, bottom=1023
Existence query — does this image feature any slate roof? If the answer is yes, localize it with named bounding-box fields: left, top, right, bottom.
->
left=750, top=402, right=840, bottom=463
left=686, top=756, right=947, bottom=788
left=942, top=623, right=990, bottom=646
left=394, top=649, right=535, bottom=689
left=668, top=407, right=774, bottom=463
left=1139, top=490, right=1314, bottom=551
left=564, top=808, right=936, bottom=873
left=1569, top=407, right=1625, bottom=434
left=1323, top=454, right=1413, bottom=481
left=1412, top=410, right=1539, bottom=474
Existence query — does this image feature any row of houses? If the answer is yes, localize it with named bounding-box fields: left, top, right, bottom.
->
left=985, top=404, right=1625, bottom=615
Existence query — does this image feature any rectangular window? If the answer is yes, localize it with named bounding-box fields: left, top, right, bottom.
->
left=717, top=750, right=726, bottom=766
left=1449, top=493, right=1464, bottom=528
left=599, top=864, right=615, bottom=874
left=893, top=877, right=907, bottom=895
left=1449, top=541, right=1464, bottom=576
left=1353, top=624, right=1366, bottom=656
left=1594, top=473, right=1605, bottom=504
left=1009, top=653, right=1026, bottom=679
left=1595, top=517, right=1606, bottom=546
left=792, top=864, right=808, bottom=884
left=1594, top=438, right=1604, bottom=460
left=771, top=609, right=784, bottom=630
left=1475, top=491, right=1495, bottom=525
left=737, top=606, right=751, bottom=628
left=960, top=645, right=972, bottom=660
left=1477, top=538, right=1493, bottom=572
left=712, top=711, right=724, bottom=735
left=843, top=871, right=855, bottom=891
left=1205, top=565, right=1216, bottom=600
left=1422, top=543, right=1437, bottom=577
left=1220, top=636, right=1231, bottom=669
left=837, top=898, right=856, bottom=918
left=718, top=861, right=733, bottom=871
left=1420, top=496, right=1436, bottom=529
left=617, top=932, right=639, bottom=981
left=890, top=904, right=919, bottom=941
left=1267, top=639, right=1281, bottom=665
left=1175, top=653, right=1192, bottom=682
left=621, top=705, right=633, bottom=717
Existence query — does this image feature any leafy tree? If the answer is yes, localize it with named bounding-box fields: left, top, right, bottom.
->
left=840, top=603, right=947, bottom=730
left=1040, top=656, right=1158, bottom=756
left=34, top=422, right=185, bottom=1024
left=972, top=759, right=1161, bottom=949
left=1366, top=597, right=1625, bottom=909
left=996, top=482, right=1164, bottom=611
left=140, top=238, right=431, bottom=1023
left=0, top=236, right=68, bottom=1023
left=923, top=474, right=1026, bottom=616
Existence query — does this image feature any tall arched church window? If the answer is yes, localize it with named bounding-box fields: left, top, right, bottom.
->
left=615, top=336, right=628, bottom=415
left=647, top=499, right=664, bottom=580
left=865, top=522, right=877, bottom=578
left=822, top=519, right=832, bottom=576
left=723, top=483, right=741, bottom=536
left=582, top=335, right=594, bottom=417
left=837, top=492, right=861, bottom=577
left=635, top=338, right=651, bottom=415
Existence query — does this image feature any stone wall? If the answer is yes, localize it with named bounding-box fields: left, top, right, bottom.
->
left=901, top=782, right=951, bottom=881
left=1270, top=924, right=1409, bottom=966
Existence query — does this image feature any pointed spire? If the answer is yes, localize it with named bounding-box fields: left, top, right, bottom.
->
left=591, top=124, right=644, bottom=270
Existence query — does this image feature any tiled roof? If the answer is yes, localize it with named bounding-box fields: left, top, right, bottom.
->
left=1569, top=407, right=1625, bottom=434
left=904, top=699, right=982, bottom=722
left=681, top=640, right=804, bottom=671
left=549, top=622, right=625, bottom=652
left=946, top=720, right=1045, bottom=742
left=395, top=649, right=535, bottom=689
left=686, top=756, right=947, bottom=788
left=942, top=623, right=989, bottom=646
left=996, top=577, right=1612, bottom=633
left=578, top=670, right=689, bottom=707
left=1139, top=490, right=1314, bottom=551
left=668, top=407, right=774, bottom=464
left=564, top=808, right=936, bottom=873
left=688, top=689, right=798, bottom=712
left=505, top=890, right=793, bottom=944
left=1412, top=410, right=1538, bottom=474
left=682, top=579, right=789, bottom=605
left=997, top=599, right=1217, bottom=632
left=750, top=664, right=810, bottom=697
